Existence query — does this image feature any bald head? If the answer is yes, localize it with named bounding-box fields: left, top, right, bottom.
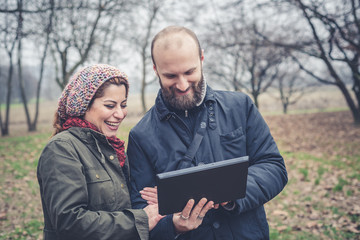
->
left=151, top=26, right=202, bottom=66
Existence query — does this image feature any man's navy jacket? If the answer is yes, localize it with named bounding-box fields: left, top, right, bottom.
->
left=127, top=86, right=288, bottom=240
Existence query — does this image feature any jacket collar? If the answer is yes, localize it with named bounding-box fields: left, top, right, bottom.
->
left=155, top=85, right=216, bottom=121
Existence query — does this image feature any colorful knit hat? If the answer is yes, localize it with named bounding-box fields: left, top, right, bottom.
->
left=57, top=64, right=129, bottom=121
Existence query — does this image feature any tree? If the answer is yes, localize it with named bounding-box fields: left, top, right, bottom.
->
left=126, top=0, right=205, bottom=114
left=204, top=4, right=285, bottom=108
left=272, top=60, right=311, bottom=114
left=50, top=0, right=132, bottom=90
left=239, top=31, right=284, bottom=108
left=28, top=0, right=55, bottom=131
left=127, top=0, right=163, bottom=114
left=265, top=0, right=360, bottom=125
left=0, top=0, right=21, bottom=136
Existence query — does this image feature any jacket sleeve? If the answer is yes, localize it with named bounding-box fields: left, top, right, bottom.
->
left=37, top=139, right=149, bottom=240
left=232, top=96, right=288, bottom=214
left=128, top=132, right=178, bottom=240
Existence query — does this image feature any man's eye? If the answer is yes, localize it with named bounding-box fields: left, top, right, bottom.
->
left=165, top=75, right=176, bottom=79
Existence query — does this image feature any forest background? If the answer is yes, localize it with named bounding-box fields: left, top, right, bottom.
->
left=0, top=0, right=359, bottom=239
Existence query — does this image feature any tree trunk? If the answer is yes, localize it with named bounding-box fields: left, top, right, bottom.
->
left=141, top=48, right=147, bottom=114
left=283, top=102, right=288, bottom=114
left=16, top=0, right=36, bottom=132
left=1, top=57, right=14, bottom=136
left=337, top=81, right=360, bottom=126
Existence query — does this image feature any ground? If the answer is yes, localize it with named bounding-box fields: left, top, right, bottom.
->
left=0, top=110, right=359, bottom=239
left=265, top=111, right=360, bottom=239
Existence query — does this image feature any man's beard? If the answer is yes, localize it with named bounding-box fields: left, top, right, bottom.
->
left=160, top=74, right=205, bottom=111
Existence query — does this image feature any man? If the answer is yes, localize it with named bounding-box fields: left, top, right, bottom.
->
left=128, top=25, right=288, bottom=240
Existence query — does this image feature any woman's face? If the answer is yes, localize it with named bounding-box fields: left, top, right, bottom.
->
left=84, top=84, right=127, bottom=137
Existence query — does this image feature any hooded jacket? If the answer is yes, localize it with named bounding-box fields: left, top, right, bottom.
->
left=127, top=86, right=288, bottom=240
left=37, top=127, right=149, bottom=240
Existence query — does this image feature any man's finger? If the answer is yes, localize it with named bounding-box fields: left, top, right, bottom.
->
left=179, top=199, right=195, bottom=220
left=198, top=200, right=214, bottom=220
left=189, top=198, right=207, bottom=220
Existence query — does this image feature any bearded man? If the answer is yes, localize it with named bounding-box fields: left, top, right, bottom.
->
left=127, top=25, right=288, bottom=240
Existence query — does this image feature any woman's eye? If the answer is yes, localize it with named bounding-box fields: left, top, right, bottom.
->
left=121, top=104, right=127, bottom=109
left=105, top=105, right=115, bottom=109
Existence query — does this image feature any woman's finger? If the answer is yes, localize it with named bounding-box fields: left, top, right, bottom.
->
left=140, top=187, right=158, bottom=204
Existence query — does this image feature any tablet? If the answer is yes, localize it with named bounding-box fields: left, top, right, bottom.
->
left=156, top=156, right=249, bottom=215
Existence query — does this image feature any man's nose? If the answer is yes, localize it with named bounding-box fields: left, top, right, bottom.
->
left=176, top=75, right=190, bottom=92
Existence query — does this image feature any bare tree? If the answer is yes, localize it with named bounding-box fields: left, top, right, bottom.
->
left=127, top=0, right=163, bottom=114
left=6, top=0, right=55, bottom=132
left=271, top=60, right=311, bottom=114
left=205, top=15, right=285, bottom=108
left=29, top=0, right=55, bottom=131
left=0, top=0, right=21, bottom=136
left=126, top=0, right=204, bottom=114
left=264, top=0, right=360, bottom=125
left=50, top=0, right=131, bottom=90
left=240, top=34, right=283, bottom=108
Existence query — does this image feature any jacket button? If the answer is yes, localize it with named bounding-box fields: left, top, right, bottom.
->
left=213, top=221, right=220, bottom=229
left=109, top=155, right=115, bottom=160
left=121, top=183, right=124, bottom=188
left=95, top=174, right=100, bottom=179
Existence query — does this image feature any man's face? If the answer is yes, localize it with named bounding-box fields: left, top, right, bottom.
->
left=153, top=34, right=204, bottom=110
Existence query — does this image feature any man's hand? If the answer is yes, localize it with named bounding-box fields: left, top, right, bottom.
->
left=173, top=198, right=214, bottom=234
left=213, top=201, right=229, bottom=209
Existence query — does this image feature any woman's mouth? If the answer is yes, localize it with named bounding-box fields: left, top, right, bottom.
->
left=105, top=121, right=120, bottom=129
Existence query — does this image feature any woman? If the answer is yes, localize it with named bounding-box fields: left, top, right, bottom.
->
left=37, top=64, right=162, bottom=240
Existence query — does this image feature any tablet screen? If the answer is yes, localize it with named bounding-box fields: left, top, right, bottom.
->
left=156, top=156, right=249, bottom=215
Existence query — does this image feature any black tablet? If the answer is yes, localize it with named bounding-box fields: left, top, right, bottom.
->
left=156, top=156, right=249, bottom=215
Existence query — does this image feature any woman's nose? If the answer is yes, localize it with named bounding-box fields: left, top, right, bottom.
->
left=114, top=107, right=125, bottom=119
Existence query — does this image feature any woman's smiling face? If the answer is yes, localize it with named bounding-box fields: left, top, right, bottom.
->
left=84, top=84, right=127, bottom=137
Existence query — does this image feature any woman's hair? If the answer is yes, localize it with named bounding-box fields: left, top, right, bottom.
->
left=52, top=77, right=128, bottom=136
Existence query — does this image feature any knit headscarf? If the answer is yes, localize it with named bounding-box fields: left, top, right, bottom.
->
left=58, top=64, right=129, bottom=121
left=57, top=64, right=129, bottom=167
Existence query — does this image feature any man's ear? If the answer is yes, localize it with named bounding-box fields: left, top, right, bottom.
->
left=153, top=64, right=158, bottom=76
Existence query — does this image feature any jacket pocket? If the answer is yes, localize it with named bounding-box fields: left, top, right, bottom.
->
left=220, top=127, right=246, bottom=160
left=85, top=169, right=115, bottom=210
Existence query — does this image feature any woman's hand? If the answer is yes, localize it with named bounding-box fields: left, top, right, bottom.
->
left=143, top=204, right=164, bottom=231
left=173, top=198, right=214, bottom=234
left=140, top=187, right=158, bottom=205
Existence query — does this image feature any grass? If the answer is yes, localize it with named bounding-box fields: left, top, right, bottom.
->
left=1, top=107, right=359, bottom=239
left=1, top=130, right=359, bottom=240
left=266, top=125, right=360, bottom=240
left=263, top=107, right=349, bottom=116
left=0, top=126, right=137, bottom=240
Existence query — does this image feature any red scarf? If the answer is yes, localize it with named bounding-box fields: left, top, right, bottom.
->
left=63, top=117, right=126, bottom=167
